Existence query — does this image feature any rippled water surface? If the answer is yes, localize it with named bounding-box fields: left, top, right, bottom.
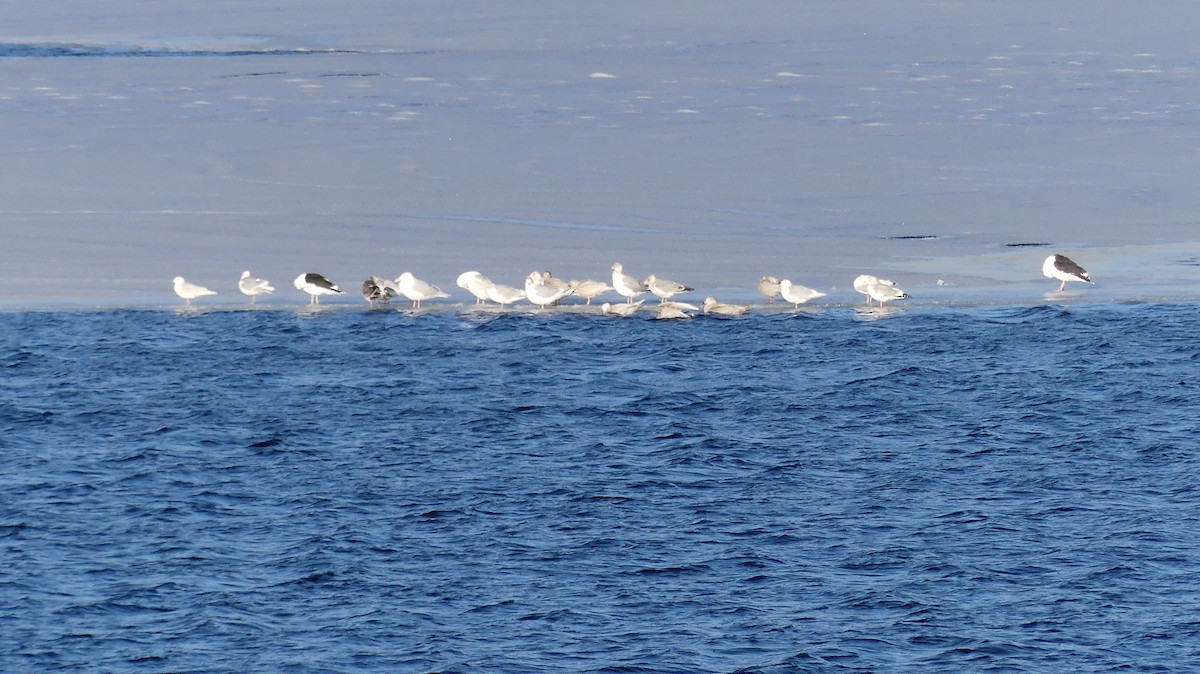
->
left=2, top=303, right=1199, bottom=672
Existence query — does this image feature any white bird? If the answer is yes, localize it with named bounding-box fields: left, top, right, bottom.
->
left=853, top=274, right=897, bottom=306
left=645, top=274, right=694, bottom=302
left=396, top=272, right=449, bottom=308
left=1043, top=254, right=1094, bottom=291
left=525, top=271, right=574, bottom=308
left=757, top=276, right=782, bottom=303
left=865, top=280, right=909, bottom=305
left=569, top=279, right=613, bottom=305
left=779, top=280, right=827, bottom=308
left=238, top=270, right=274, bottom=304
left=601, top=300, right=644, bottom=316
left=457, top=271, right=494, bottom=305
left=362, top=275, right=398, bottom=307
left=703, top=296, right=749, bottom=316
left=660, top=300, right=700, bottom=312
left=655, top=304, right=694, bottom=320
left=294, top=273, right=343, bottom=305
left=173, top=276, right=217, bottom=306
left=611, top=262, right=648, bottom=304
left=540, top=271, right=571, bottom=293
left=486, top=283, right=526, bottom=306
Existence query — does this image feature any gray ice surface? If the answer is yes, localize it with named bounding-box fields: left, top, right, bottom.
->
left=3, top=1, right=1199, bottom=306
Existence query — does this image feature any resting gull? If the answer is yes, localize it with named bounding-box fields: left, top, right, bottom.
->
left=569, top=279, right=613, bottom=305
left=486, top=283, right=526, bottom=306
left=853, top=274, right=897, bottom=306
left=541, top=271, right=571, bottom=293
left=456, top=271, right=494, bottom=305
left=757, top=276, right=782, bottom=303
left=611, top=262, right=648, bottom=304
left=645, top=274, right=694, bottom=303
left=238, top=270, right=274, bottom=304
left=1043, top=254, right=1094, bottom=291
left=865, top=279, right=909, bottom=305
left=703, top=296, right=749, bottom=316
left=173, top=276, right=217, bottom=306
left=397, top=272, right=449, bottom=308
left=525, top=271, right=574, bottom=308
left=362, top=275, right=398, bottom=307
left=294, top=272, right=343, bottom=305
left=601, top=300, right=643, bottom=316
left=779, top=280, right=826, bottom=308
left=655, top=304, right=694, bottom=320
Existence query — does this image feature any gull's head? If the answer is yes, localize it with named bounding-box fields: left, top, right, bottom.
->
left=611, top=262, right=622, bottom=272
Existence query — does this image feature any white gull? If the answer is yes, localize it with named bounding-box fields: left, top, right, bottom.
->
left=238, top=270, right=274, bottom=304
left=173, top=276, right=217, bottom=306
left=779, top=280, right=826, bottom=308
left=396, top=272, right=449, bottom=308
left=611, top=262, right=648, bottom=304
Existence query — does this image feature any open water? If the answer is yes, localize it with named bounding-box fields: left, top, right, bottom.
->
left=2, top=302, right=1198, bottom=672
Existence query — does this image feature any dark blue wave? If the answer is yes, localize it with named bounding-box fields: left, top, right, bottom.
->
left=1, top=304, right=1198, bottom=672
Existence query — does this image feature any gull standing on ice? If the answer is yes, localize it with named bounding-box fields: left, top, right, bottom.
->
left=362, top=275, right=398, bottom=306
left=779, top=280, right=826, bottom=308
left=525, top=271, right=574, bottom=308
left=457, top=271, right=494, bottom=305
left=540, top=271, right=571, bottom=294
left=486, top=282, right=526, bottom=307
left=703, top=296, right=749, bottom=316
left=757, top=276, right=782, bottom=303
left=611, top=262, right=648, bottom=304
left=853, top=274, right=898, bottom=306
left=238, top=270, right=274, bottom=304
left=396, top=272, right=449, bottom=308
left=569, top=279, right=613, bottom=305
left=645, top=274, right=694, bottom=303
left=173, top=276, right=217, bottom=306
left=1043, top=254, right=1094, bottom=291
left=865, top=279, right=909, bottom=305
left=294, top=273, right=343, bottom=305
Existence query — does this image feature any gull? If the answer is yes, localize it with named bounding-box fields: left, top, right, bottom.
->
left=486, top=283, right=526, bottom=306
left=779, top=280, right=827, bottom=308
left=660, top=300, right=700, bottom=312
left=611, top=262, right=648, bottom=303
left=541, top=271, right=571, bottom=293
left=757, top=276, right=782, bottom=303
left=1043, top=254, right=1094, bottom=291
left=853, top=274, right=896, bottom=306
left=645, top=274, right=694, bottom=303
left=456, top=271, right=494, bottom=305
left=865, top=280, right=909, bottom=305
left=294, top=273, right=343, bottom=305
left=601, top=300, right=644, bottom=316
left=655, top=304, right=694, bottom=320
left=703, top=296, right=749, bottom=316
left=173, top=276, right=216, bottom=306
left=569, top=279, right=613, bottom=305
left=525, top=271, right=574, bottom=308
left=396, top=272, right=449, bottom=308
left=362, top=275, right=398, bottom=307
left=238, top=270, right=274, bottom=304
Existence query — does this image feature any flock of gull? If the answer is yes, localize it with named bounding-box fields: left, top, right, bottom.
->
left=171, top=254, right=1094, bottom=316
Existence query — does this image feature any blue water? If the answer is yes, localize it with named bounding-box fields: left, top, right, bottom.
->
left=2, top=303, right=1198, bottom=672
